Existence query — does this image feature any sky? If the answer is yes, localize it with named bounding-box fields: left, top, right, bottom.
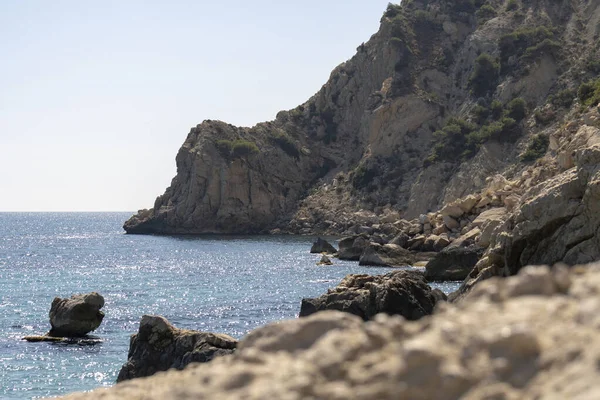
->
left=0, top=0, right=392, bottom=211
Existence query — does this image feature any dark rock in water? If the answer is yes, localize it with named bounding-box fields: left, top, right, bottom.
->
left=23, top=335, right=102, bottom=345
left=299, top=270, right=445, bottom=321
left=117, top=315, right=237, bottom=382
left=317, top=255, right=333, bottom=265
left=48, top=292, right=105, bottom=337
left=359, top=243, right=415, bottom=267
left=425, top=245, right=484, bottom=281
left=338, top=235, right=369, bottom=261
left=310, top=238, right=337, bottom=254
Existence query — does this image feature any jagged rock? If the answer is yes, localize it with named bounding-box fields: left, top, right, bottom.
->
left=117, top=315, right=236, bottom=382
left=317, top=255, right=333, bottom=266
left=440, top=204, right=464, bottom=219
left=48, top=292, right=105, bottom=337
left=389, top=232, right=409, bottom=248
left=299, top=270, right=443, bottom=321
left=456, top=195, right=480, bottom=214
left=358, top=243, right=415, bottom=267
left=310, top=238, right=337, bottom=254
left=425, top=245, right=484, bottom=281
left=442, top=215, right=460, bottom=230
left=58, top=264, right=600, bottom=400
left=338, top=235, right=370, bottom=261
left=472, top=207, right=506, bottom=227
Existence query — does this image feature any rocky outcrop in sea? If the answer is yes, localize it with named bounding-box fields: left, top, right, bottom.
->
left=299, top=270, right=445, bottom=321
left=117, top=315, right=237, bottom=382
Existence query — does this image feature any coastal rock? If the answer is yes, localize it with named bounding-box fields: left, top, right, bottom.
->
left=299, top=270, right=443, bottom=321
left=317, top=255, right=333, bottom=266
left=117, top=315, right=237, bottom=382
left=338, top=235, right=370, bottom=261
left=425, top=246, right=484, bottom=281
left=358, top=243, right=415, bottom=267
left=57, top=264, right=600, bottom=400
left=310, top=238, right=337, bottom=254
left=48, top=292, right=105, bottom=337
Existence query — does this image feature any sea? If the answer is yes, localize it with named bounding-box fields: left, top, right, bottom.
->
left=0, top=212, right=460, bottom=399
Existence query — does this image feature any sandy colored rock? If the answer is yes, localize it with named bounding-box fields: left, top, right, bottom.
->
left=358, top=243, right=415, bottom=267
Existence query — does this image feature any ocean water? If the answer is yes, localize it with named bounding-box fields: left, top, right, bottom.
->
left=0, top=212, right=460, bottom=399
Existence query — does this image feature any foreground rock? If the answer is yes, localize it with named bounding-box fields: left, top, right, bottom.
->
left=310, top=238, right=337, bottom=254
left=48, top=292, right=105, bottom=337
left=299, top=270, right=444, bottom=321
left=117, top=315, right=237, bottom=382
left=425, top=245, right=484, bottom=281
left=59, top=264, right=600, bottom=400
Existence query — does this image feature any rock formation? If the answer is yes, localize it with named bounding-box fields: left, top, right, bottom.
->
left=48, top=292, right=105, bottom=337
left=58, top=263, right=600, bottom=400
left=125, top=0, right=600, bottom=236
left=117, top=315, right=237, bottom=382
left=299, top=270, right=445, bottom=321
left=310, top=238, right=337, bottom=254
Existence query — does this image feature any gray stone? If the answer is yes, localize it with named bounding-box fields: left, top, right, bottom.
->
left=48, top=292, right=105, bottom=337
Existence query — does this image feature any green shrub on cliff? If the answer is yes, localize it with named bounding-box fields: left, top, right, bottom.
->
left=521, top=134, right=549, bottom=162
left=476, top=4, right=496, bottom=23
left=215, top=139, right=259, bottom=159
left=428, top=118, right=477, bottom=163
left=269, top=131, right=300, bottom=158
left=505, top=98, right=526, bottom=121
left=499, top=26, right=554, bottom=64
left=550, top=88, right=576, bottom=108
left=506, top=0, right=519, bottom=11
left=469, top=54, right=500, bottom=97
left=578, top=79, right=600, bottom=107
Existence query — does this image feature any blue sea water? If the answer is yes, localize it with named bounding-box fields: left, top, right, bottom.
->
left=0, top=212, right=460, bottom=399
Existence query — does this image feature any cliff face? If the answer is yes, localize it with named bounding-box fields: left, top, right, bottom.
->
left=125, top=0, right=600, bottom=234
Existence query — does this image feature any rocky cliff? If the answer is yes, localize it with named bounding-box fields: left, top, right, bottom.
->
left=125, top=0, right=600, bottom=234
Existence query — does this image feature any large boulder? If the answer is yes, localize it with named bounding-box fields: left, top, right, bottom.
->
left=358, top=243, right=415, bottom=267
left=310, top=237, right=337, bottom=254
left=425, top=245, right=484, bottom=281
left=299, top=270, right=445, bottom=321
left=117, top=315, right=237, bottom=382
left=337, top=235, right=370, bottom=260
left=48, top=292, right=105, bottom=337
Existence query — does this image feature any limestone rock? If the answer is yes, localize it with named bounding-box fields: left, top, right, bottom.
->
left=443, top=215, right=460, bottom=230
left=117, top=315, right=236, bottom=382
left=299, top=270, right=442, bottom=321
left=310, top=238, right=337, bottom=254
left=358, top=243, right=415, bottom=267
left=425, top=246, right=484, bottom=281
left=58, top=264, right=600, bottom=400
left=48, top=292, right=105, bottom=337
left=317, top=255, right=333, bottom=266
left=338, top=235, right=369, bottom=261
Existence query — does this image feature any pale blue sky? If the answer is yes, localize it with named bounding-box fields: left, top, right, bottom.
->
left=0, top=0, right=392, bottom=211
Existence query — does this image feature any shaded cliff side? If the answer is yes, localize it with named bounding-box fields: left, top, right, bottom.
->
left=125, top=0, right=600, bottom=234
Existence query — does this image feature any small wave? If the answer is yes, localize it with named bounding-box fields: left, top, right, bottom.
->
left=308, top=279, right=335, bottom=283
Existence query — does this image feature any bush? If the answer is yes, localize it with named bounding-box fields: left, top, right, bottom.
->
left=215, top=139, right=259, bottom=159
left=506, top=0, right=519, bottom=11
left=476, top=4, right=497, bottom=22
left=499, top=26, right=554, bottom=63
left=428, top=118, right=477, bottom=163
left=506, top=97, right=527, bottom=121
left=521, top=134, right=549, bottom=162
left=586, top=59, right=600, bottom=74
left=473, top=104, right=490, bottom=124
left=522, top=38, right=561, bottom=60
left=383, top=3, right=402, bottom=19
left=549, top=88, right=575, bottom=108
left=534, top=109, right=556, bottom=125
left=490, top=100, right=504, bottom=120
left=578, top=79, right=600, bottom=107
left=269, top=132, right=300, bottom=158
left=469, top=54, right=500, bottom=96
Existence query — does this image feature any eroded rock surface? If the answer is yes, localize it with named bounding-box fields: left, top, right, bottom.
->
left=116, top=315, right=237, bottom=382
left=59, top=264, right=600, bottom=400
left=48, top=292, right=105, bottom=337
left=299, top=270, right=443, bottom=321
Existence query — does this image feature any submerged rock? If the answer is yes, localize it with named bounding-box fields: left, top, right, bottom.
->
left=48, top=292, right=105, bottom=337
left=317, top=254, right=333, bottom=265
left=310, top=238, right=337, bottom=254
left=117, top=315, right=237, bottom=382
left=299, top=270, right=444, bottom=321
